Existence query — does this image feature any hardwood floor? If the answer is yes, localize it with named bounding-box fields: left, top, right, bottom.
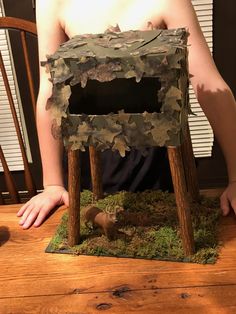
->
left=1, top=191, right=236, bottom=314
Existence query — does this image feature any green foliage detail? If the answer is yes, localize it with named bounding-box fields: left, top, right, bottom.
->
left=48, top=190, right=221, bottom=264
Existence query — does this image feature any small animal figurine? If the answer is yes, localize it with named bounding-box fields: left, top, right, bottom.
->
left=82, top=206, right=120, bottom=240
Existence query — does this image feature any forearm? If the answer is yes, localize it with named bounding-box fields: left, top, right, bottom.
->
left=36, top=99, right=65, bottom=188
left=194, top=82, right=236, bottom=182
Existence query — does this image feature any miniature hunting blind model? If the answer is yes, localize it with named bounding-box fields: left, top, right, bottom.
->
left=44, top=28, right=199, bottom=256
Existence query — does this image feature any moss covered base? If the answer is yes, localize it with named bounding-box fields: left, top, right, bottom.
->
left=46, top=190, right=221, bottom=264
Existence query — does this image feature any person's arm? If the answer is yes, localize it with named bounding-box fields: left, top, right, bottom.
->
left=36, top=0, right=67, bottom=188
left=160, top=0, right=236, bottom=214
left=17, top=0, right=69, bottom=229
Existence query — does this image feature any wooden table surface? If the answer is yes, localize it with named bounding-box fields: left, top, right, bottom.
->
left=1, top=201, right=236, bottom=314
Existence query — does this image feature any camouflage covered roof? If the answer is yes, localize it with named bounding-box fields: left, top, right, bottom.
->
left=43, top=28, right=190, bottom=156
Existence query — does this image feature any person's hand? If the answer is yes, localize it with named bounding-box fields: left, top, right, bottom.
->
left=220, top=182, right=236, bottom=216
left=17, top=185, right=69, bottom=229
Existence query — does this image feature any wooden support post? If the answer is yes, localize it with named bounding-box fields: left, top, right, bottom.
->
left=68, top=148, right=81, bottom=246
left=167, top=146, right=195, bottom=256
left=89, top=146, right=103, bottom=200
left=181, top=124, right=200, bottom=202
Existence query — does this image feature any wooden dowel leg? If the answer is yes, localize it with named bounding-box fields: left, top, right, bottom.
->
left=167, top=146, right=195, bottom=256
left=68, top=148, right=81, bottom=246
left=181, top=124, right=200, bottom=202
left=89, top=146, right=103, bottom=200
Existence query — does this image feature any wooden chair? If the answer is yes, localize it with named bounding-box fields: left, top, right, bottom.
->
left=0, top=17, right=37, bottom=203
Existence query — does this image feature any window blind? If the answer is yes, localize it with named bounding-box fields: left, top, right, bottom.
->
left=0, top=1, right=31, bottom=172
left=190, top=0, right=214, bottom=157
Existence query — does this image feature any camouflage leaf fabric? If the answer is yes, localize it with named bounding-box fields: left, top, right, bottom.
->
left=43, top=28, right=191, bottom=156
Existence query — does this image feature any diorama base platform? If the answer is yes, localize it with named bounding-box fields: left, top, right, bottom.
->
left=46, top=190, right=220, bottom=264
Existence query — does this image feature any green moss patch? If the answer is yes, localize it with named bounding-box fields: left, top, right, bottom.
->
left=46, top=190, right=221, bottom=264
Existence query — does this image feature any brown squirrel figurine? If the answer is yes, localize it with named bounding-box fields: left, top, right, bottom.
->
left=82, top=206, right=121, bottom=240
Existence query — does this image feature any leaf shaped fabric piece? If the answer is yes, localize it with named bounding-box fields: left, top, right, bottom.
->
left=112, top=137, right=130, bottom=157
